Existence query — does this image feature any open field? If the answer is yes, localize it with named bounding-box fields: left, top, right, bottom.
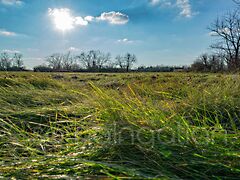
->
left=0, top=72, right=240, bottom=179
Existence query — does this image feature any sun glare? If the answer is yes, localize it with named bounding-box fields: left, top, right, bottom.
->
left=49, top=8, right=75, bottom=32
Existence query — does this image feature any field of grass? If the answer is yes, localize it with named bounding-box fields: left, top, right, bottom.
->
left=0, top=72, right=239, bottom=179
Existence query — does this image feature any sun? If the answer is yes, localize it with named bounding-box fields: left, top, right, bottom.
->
left=48, top=8, right=75, bottom=32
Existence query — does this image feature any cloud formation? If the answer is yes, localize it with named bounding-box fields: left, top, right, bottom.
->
left=0, top=0, right=23, bottom=6
left=97, top=11, right=129, bottom=25
left=176, top=0, right=193, bottom=18
left=0, top=29, right=17, bottom=36
left=150, top=0, right=172, bottom=7
left=117, top=38, right=134, bottom=44
left=149, top=0, right=195, bottom=18
left=48, top=8, right=129, bottom=31
left=68, top=47, right=80, bottom=52
left=1, top=49, right=21, bottom=53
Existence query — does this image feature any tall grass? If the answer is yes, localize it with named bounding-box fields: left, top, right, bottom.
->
left=0, top=72, right=239, bottom=179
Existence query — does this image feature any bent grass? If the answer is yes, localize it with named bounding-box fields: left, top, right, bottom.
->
left=0, top=72, right=239, bottom=179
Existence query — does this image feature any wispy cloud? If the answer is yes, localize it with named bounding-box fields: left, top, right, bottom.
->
left=117, top=38, right=134, bottom=44
left=0, top=0, right=23, bottom=6
left=0, top=29, right=17, bottom=36
left=149, top=0, right=172, bottom=7
left=68, top=47, right=80, bottom=52
left=1, top=49, right=21, bottom=53
left=176, top=0, right=193, bottom=18
left=149, top=0, right=196, bottom=18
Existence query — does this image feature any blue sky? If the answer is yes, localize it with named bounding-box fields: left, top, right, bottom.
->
left=0, top=0, right=237, bottom=68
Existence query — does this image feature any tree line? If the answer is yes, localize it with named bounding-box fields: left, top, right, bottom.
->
left=33, top=51, right=137, bottom=72
left=191, top=0, right=240, bottom=72
left=0, top=52, right=25, bottom=71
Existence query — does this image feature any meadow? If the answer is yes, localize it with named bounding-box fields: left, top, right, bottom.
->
left=0, top=72, right=239, bottom=179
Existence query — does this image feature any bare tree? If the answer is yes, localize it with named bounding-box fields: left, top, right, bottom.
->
left=76, top=50, right=111, bottom=70
left=46, top=53, right=63, bottom=70
left=0, top=52, right=12, bottom=70
left=97, top=52, right=111, bottom=69
left=75, top=52, right=88, bottom=69
left=191, top=53, right=225, bottom=72
left=13, top=53, right=24, bottom=68
left=115, top=55, right=125, bottom=69
left=124, top=53, right=137, bottom=72
left=115, top=53, right=137, bottom=72
left=46, top=52, right=79, bottom=71
left=62, top=52, right=77, bottom=71
left=209, top=10, right=240, bottom=70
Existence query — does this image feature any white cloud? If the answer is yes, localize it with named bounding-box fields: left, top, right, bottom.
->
left=68, top=47, right=80, bottom=52
left=75, top=16, right=88, bottom=26
left=0, top=0, right=23, bottom=6
left=150, top=0, right=172, bottom=7
left=0, top=29, right=17, bottom=36
left=117, top=38, right=134, bottom=44
left=149, top=0, right=195, bottom=18
left=84, top=16, right=95, bottom=22
left=176, top=0, right=193, bottom=18
left=1, top=49, right=21, bottom=53
left=96, top=11, right=129, bottom=25
left=116, top=38, right=141, bottom=44
left=150, top=0, right=161, bottom=6
left=48, top=8, right=129, bottom=32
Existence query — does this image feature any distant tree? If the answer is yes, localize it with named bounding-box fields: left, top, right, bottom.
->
left=124, top=53, right=137, bottom=72
left=115, top=55, right=125, bottom=69
left=13, top=53, right=24, bottom=69
left=0, top=52, right=26, bottom=71
left=115, top=53, right=137, bottom=72
left=46, top=53, right=63, bottom=71
left=45, top=52, right=77, bottom=71
left=209, top=10, right=240, bottom=70
left=0, top=52, right=12, bottom=70
left=75, top=50, right=111, bottom=70
left=62, top=52, right=77, bottom=71
left=191, top=53, right=225, bottom=72
left=97, top=52, right=111, bottom=69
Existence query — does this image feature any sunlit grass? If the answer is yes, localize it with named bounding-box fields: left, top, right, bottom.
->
left=0, top=72, right=239, bottom=178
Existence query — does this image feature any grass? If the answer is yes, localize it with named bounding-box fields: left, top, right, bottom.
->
left=0, top=72, right=239, bottom=179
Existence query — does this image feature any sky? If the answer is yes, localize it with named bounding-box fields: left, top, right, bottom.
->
left=0, top=0, right=237, bottom=68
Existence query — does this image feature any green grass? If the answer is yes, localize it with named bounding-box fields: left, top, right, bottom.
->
left=0, top=72, right=240, bottom=179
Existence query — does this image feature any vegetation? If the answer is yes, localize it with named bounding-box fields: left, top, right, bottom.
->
left=0, top=72, right=239, bottom=179
left=33, top=51, right=138, bottom=72
left=192, top=4, right=240, bottom=72
left=0, top=52, right=25, bottom=71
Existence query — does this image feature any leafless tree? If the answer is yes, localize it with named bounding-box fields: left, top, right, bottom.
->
left=76, top=50, right=111, bottom=70
left=62, top=52, right=77, bottom=71
left=0, top=52, right=12, bottom=70
left=115, top=53, right=137, bottom=72
left=13, top=53, right=24, bottom=68
left=191, top=53, right=225, bottom=72
left=46, top=52, right=78, bottom=71
left=124, top=53, right=137, bottom=72
left=46, top=53, right=63, bottom=70
left=209, top=10, right=240, bottom=70
left=115, top=55, right=125, bottom=69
